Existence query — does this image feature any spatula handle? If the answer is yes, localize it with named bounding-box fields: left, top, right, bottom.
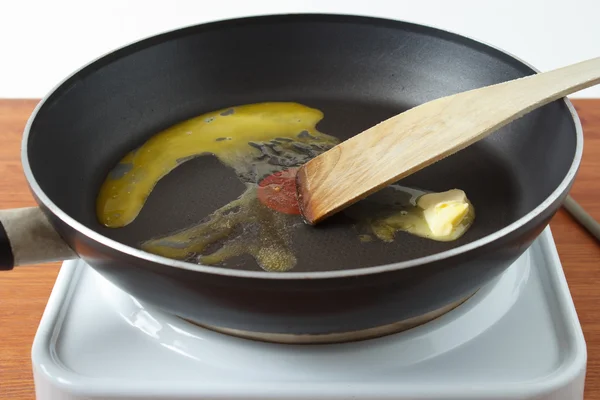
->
left=467, top=56, right=600, bottom=130
left=297, top=57, right=600, bottom=224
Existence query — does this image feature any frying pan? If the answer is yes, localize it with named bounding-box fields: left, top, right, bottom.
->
left=0, top=14, right=581, bottom=343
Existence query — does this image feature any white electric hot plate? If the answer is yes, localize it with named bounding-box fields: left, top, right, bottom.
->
left=31, top=227, right=587, bottom=400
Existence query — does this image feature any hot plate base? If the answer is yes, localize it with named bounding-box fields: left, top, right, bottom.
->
left=31, top=227, right=587, bottom=400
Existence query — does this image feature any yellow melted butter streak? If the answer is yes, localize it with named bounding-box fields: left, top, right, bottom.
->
left=97, top=102, right=476, bottom=272
left=97, top=102, right=336, bottom=228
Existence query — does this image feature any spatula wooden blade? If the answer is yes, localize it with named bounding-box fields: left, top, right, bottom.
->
left=296, top=56, right=600, bottom=225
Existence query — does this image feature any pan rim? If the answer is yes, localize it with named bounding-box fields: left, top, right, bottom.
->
left=21, top=12, right=583, bottom=280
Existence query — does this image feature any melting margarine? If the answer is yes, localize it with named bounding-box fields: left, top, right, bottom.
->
left=96, top=102, right=475, bottom=272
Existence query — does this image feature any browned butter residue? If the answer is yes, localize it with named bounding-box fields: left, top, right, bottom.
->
left=96, top=102, right=475, bottom=272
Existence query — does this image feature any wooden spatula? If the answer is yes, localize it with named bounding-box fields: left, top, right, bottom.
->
left=296, top=56, right=600, bottom=225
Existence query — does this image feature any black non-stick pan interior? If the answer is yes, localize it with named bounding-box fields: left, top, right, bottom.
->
left=27, top=15, right=577, bottom=272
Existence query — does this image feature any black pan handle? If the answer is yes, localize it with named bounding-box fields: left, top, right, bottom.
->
left=0, top=207, right=77, bottom=271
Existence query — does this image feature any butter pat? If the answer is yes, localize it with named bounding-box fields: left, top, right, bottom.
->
left=417, top=189, right=471, bottom=237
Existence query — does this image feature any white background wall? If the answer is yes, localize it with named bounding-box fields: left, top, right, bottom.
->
left=1, top=0, right=599, bottom=98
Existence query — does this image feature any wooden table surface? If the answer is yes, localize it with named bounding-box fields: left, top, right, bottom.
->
left=0, top=99, right=599, bottom=398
